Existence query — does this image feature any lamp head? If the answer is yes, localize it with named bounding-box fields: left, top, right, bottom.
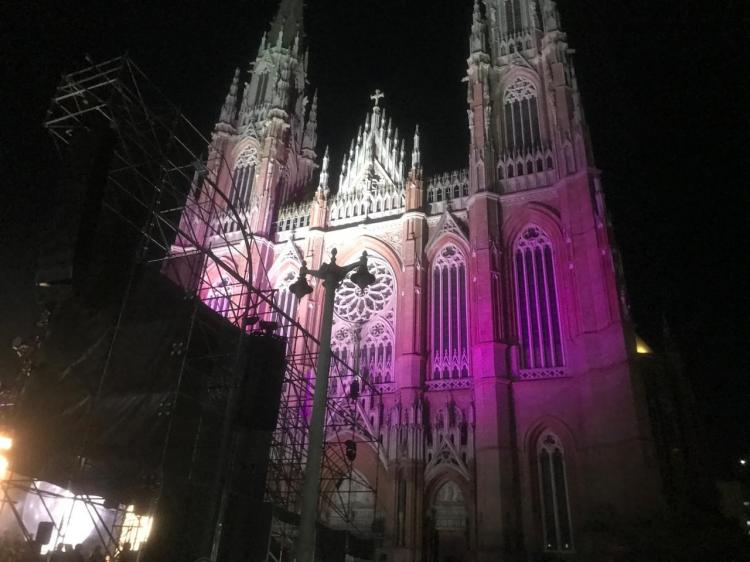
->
left=289, top=262, right=313, bottom=300
left=350, top=251, right=376, bottom=291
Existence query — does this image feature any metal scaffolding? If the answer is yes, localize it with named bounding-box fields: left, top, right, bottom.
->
left=3, top=55, right=384, bottom=559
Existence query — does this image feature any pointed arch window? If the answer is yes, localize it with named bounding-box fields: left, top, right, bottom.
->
left=514, top=226, right=564, bottom=370
left=254, top=71, right=270, bottom=106
left=504, top=0, right=525, bottom=35
left=503, top=78, right=542, bottom=155
left=231, top=149, right=257, bottom=209
left=537, top=432, right=573, bottom=552
left=430, top=245, right=469, bottom=380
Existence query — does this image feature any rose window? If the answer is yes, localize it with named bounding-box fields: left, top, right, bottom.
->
left=333, top=257, right=394, bottom=324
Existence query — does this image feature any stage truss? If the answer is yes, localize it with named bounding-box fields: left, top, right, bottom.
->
left=2, top=55, right=386, bottom=560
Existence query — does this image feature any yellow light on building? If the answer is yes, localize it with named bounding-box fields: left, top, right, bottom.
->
left=635, top=336, right=653, bottom=355
left=0, top=436, right=13, bottom=451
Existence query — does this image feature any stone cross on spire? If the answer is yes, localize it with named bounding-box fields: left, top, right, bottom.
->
left=370, top=89, right=385, bottom=109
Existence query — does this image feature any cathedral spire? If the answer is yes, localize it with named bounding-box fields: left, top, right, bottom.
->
left=218, top=67, right=241, bottom=127
left=269, top=0, right=304, bottom=49
left=411, top=125, right=421, bottom=170
left=318, top=146, right=330, bottom=193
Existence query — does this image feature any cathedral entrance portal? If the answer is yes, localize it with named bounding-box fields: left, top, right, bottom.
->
left=427, top=481, right=468, bottom=562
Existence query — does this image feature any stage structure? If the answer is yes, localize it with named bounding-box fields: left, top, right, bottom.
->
left=1, top=56, right=383, bottom=561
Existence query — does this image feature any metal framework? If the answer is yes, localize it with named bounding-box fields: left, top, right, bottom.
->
left=2, top=55, right=384, bottom=560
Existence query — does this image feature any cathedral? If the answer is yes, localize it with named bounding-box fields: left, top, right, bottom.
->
left=177, top=0, right=667, bottom=560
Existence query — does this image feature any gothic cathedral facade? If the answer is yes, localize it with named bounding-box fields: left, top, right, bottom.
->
left=179, top=0, right=664, bottom=560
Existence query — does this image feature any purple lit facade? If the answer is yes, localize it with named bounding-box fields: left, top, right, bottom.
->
left=173, top=0, right=664, bottom=559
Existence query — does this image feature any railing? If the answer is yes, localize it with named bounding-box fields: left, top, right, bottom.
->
left=517, top=367, right=567, bottom=380
left=329, top=185, right=405, bottom=225
left=276, top=201, right=312, bottom=233
left=426, top=169, right=469, bottom=204
left=498, top=147, right=556, bottom=192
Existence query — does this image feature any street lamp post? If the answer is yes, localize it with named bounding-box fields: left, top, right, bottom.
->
left=289, top=248, right=376, bottom=562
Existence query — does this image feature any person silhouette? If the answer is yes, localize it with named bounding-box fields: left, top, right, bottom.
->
left=114, top=542, right=135, bottom=562
left=50, top=544, right=66, bottom=562
left=87, top=545, right=106, bottom=562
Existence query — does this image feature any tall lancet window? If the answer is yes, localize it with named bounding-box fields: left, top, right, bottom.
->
left=537, top=432, right=573, bottom=552
left=231, top=148, right=257, bottom=210
left=504, top=0, right=524, bottom=35
left=503, top=78, right=542, bottom=154
left=431, top=245, right=470, bottom=380
left=514, top=226, right=564, bottom=371
left=275, top=271, right=299, bottom=347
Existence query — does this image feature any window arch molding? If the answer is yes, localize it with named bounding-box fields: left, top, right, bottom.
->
left=333, top=237, right=405, bottom=284
left=425, top=231, right=472, bottom=265
left=267, top=243, right=303, bottom=283
left=230, top=138, right=261, bottom=169
left=423, top=472, right=474, bottom=536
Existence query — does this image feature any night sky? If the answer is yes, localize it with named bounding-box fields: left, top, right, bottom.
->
left=1, top=1, right=746, bottom=474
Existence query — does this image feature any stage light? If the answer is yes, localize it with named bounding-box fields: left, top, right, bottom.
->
left=0, top=435, right=13, bottom=450
left=120, top=505, right=153, bottom=551
left=0, top=455, right=9, bottom=481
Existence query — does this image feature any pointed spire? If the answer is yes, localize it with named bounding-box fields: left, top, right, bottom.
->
left=269, top=0, right=304, bottom=49
left=219, top=67, right=241, bottom=125
left=318, top=146, right=330, bottom=192
left=302, top=90, right=318, bottom=151
left=412, top=125, right=421, bottom=169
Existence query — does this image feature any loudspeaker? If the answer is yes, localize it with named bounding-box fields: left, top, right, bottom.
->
left=236, top=333, right=286, bottom=431
left=36, top=522, right=54, bottom=545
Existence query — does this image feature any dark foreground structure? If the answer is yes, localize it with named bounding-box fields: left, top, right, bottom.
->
left=2, top=55, right=381, bottom=561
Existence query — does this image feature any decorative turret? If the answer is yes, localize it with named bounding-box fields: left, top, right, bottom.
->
left=318, top=146, right=330, bottom=194
left=406, top=125, right=424, bottom=211
left=309, top=146, right=330, bottom=229
left=218, top=67, right=240, bottom=129
left=466, top=0, right=494, bottom=194
left=411, top=125, right=421, bottom=171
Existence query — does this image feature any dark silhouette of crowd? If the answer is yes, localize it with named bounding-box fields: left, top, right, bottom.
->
left=0, top=532, right=126, bottom=562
